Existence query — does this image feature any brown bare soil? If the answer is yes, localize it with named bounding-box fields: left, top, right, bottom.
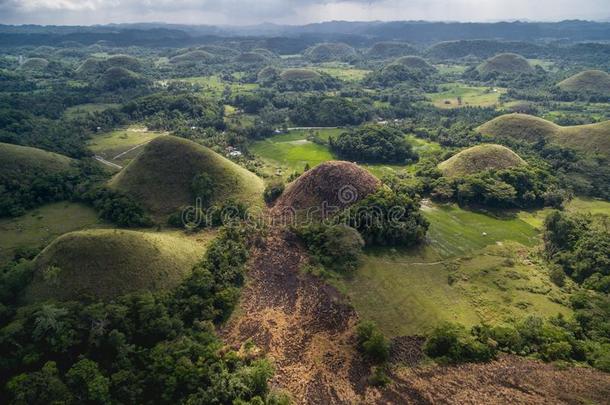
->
left=223, top=228, right=610, bottom=404
left=378, top=355, right=610, bottom=404
left=273, top=161, right=380, bottom=216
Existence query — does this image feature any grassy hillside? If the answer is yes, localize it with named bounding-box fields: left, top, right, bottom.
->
left=478, top=53, right=534, bottom=75
left=333, top=202, right=568, bottom=336
left=0, top=202, right=103, bottom=265
left=558, top=70, right=610, bottom=95
left=438, top=144, right=526, bottom=177
left=279, top=68, right=321, bottom=81
left=26, top=229, right=208, bottom=302
left=0, top=142, right=73, bottom=183
left=392, top=55, right=435, bottom=71
left=87, top=126, right=166, bottom=167
left=109, top=136, right=264, bottom=217
left=19, top=58, right=49, bottom=71
left=366, top=42, right=418, bottom=59
left=170, top=50, right=215, bottom=65
left=478, top=113, right=610, bottom=156
left=304, top=43, right=357, bottom=62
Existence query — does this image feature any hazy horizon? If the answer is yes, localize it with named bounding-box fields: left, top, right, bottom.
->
left=0, top=0, right=608, bottom=26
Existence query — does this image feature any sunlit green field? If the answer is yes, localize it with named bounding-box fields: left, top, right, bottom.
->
left=427, top=83, right=507, bottom=109
left=164, top=75, right=259, bottom=97
left=332, top=202, right=571, bottom=337
left=87, top=125, right=166, bottom=166
left=314, top=67, right=371, bottom=81
left=250, top=131, right=336, bottom=177
left=250, top=129, right=440, bottom=179
left=0, top=202, right=106, bottom=265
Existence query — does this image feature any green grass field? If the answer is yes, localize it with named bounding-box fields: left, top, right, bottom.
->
left=163, top=75, right=259, bottom=97
left=427, top=83, right=507, bottom=109
left=250, top=129, right=440, bottom=179
left=63, top=103, right=119, bottom=119
left=332, top=202, right=571, bottom=336
left=250, top=133, right=335, bottom=177
left=0, top=202, right=105, bottom=265
left=87, top=126, right=166, bottom=167
left=313, top=67, right=371, bottom=81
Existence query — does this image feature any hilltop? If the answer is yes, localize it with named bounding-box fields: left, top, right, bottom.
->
left=304, top=42, right=357, bottom=62
left=109, top=136, right=264, bottom=218
left=25, top=229, right=205, bottom=302
left=392, top=55, right=435, bottom=71
left=438, top=144, right=526, bottom=177
left=478, top=113, right=610, bottom=157
left=274, top=161, right=380, bottom=215
left=478, top=53, right=534, bottom=75
left=170, top=50, right=215, bottom=65
left=19, top=57, right=49, bottom=71
left=0, top=142, right=73, bottom=183
left=558, top=70, right=610, bottom=95
left=366, top=42, right=418, bottom=59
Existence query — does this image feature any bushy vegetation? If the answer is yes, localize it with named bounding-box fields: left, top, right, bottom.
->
left=0, top=226, right=281, bottom=403
left=339, top=188, right=429, bottom=247
left=544, top=210, right=610, bottom=292
left=330, top=124, right=418, bottom=164
left=294, top=223, right=364, bottom=273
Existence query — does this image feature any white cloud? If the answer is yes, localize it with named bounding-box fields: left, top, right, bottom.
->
left=0, top=0, right=608, bottom=25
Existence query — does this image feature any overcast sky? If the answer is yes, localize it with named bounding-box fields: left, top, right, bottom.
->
left=0, top=0, right=608, bottom=26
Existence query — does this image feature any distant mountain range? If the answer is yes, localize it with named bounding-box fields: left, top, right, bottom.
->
left=1, top=20, right=609, bottom=47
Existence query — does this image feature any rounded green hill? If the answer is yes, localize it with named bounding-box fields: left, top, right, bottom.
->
left=366, top=42, right=418, bottom=59
left=478, top=53, right=534, bottom=75
left=279, top=68, right=321, bottom=81
left=0, top=142, right=73, bottom=183
left=97, top=67, right=144, bottom=90
left=104, top=54, right=142, bottom=72
left=109, top=136, right=264, bottom=218
left=170, top=50, right=215, bottom=65
left=235, top=52, right=269, bottom=63
left=392, top=55, right=435, bottom=71
left=478, top=113, right=610, bottom=157
left=25, top=229, right=205, bottom=302
left=558, top=70, right=610, bottom=95
left=304, top=43, right=357, bottom=62
left=19, top=58, right=49, bottom=71
left=438, top=144, right=526, bottom=177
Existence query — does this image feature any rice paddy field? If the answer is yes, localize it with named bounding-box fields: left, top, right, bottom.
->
left=427, top=83, right=507, bottom=109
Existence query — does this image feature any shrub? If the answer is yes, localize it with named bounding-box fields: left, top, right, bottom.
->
left=424, top=322, right=495, bottom=363
left=264, top=181, right=285, bottom=205
left=356, top=321, right=390, bottom=363
left=339, top=188, right=429, bottom=247
left=295, top=224, right=364, bottom=273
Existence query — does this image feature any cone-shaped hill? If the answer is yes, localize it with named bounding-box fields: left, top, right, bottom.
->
left=438, top=144, right=526, bottom=177
left=478, top=113, right=610, bottom=157
left=274, top=161, right=381, bottom=215
left=109, top=136, right=264, bottom=218
left=25, top=229, right=205, bottom=302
